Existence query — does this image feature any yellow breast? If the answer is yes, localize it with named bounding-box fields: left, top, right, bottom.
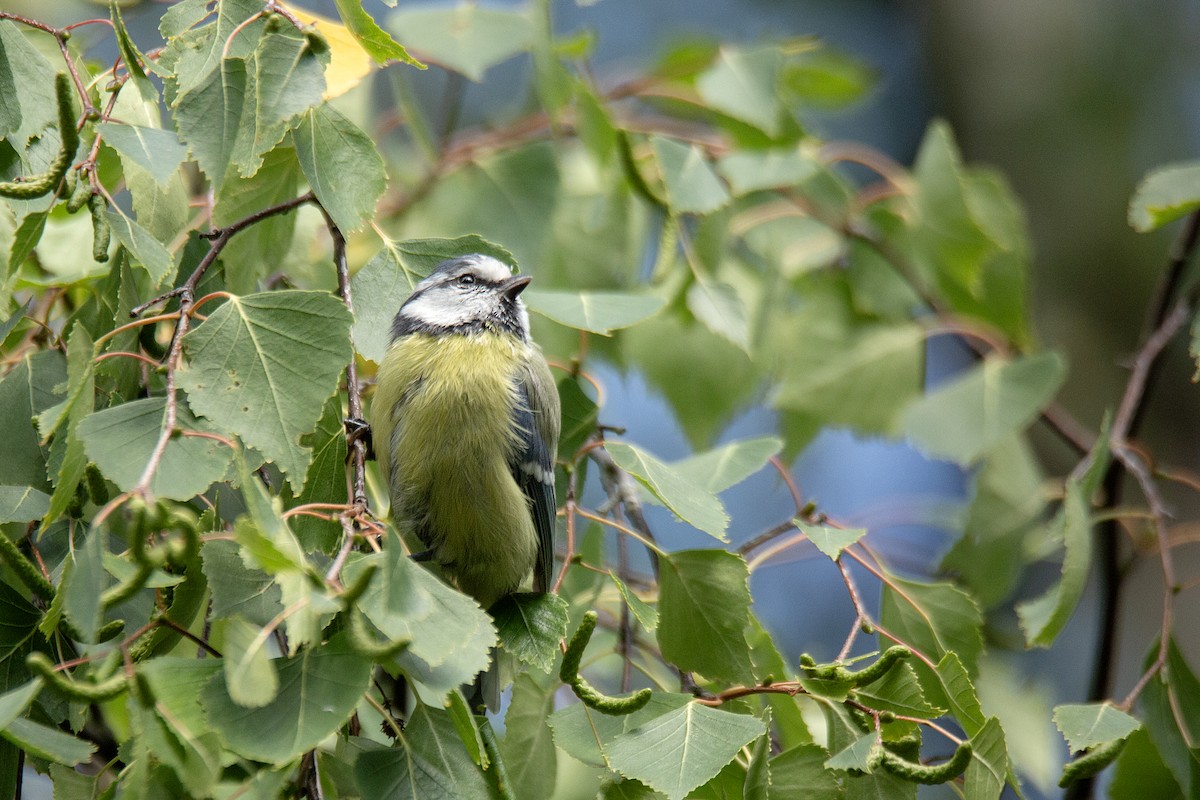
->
left=370, top=332, right=537, bottom=606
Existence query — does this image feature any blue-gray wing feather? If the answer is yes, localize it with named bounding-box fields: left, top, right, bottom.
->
left=511, top=357, right=560, bottom=592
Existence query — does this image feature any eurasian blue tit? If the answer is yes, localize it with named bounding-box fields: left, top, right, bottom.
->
left=371, top=254, right=560, bottom=612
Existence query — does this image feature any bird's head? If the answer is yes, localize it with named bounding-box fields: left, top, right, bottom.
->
left=392, top=254, right=532, bottom=341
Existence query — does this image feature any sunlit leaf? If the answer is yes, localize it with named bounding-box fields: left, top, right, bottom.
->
left=389, top=4, right=534, bottom=82
left=1129, top=161, right=1200, bottom=232
left=525, top=290, right=667, bottom=335
left=292, top=104, right=387, bottom=233
left=605, top=703, right=765, bottom=800
left=606, top=442, right=729, bottom=541
left=899, top=352, right=1066, bottom=466
left=1054, top=703, right=1141, bottom=753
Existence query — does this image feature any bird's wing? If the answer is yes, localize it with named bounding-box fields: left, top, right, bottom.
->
left=512, top=352, right=561, bottom=592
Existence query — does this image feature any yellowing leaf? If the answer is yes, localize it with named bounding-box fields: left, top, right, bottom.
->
left=279, top=3, right=372, bottom=98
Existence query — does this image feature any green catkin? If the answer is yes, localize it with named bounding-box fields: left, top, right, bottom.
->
left=844, top=646, right=912, bottom=686
left=88, top=194, right=110, bottom=262
left=560, top=610, right=653, bottom=715
left=559, top=610, right=597, bottom=685
left=878, top=741, right=973, bottom=785
left=65, top=168, right=91, bottom=212
left=0, top=531, right=55, bottom=601
left=1058, top=737, right=1128, bottom=788
left=26, top=652, right=129, bottom=701
left=0, top=74, right=79, bottom=200
left=84, top=463, right=109, bottom=505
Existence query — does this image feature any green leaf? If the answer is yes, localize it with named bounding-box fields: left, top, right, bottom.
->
left=905, top=122, right=1032, bottom=345
left=104, top=207, right=176, bottom=286
left=1016, top=426, right=1110, bottom=648
left=96, top=123, right=187, bottom=186
left=825, top=731, right=878, bottom=772
left=172, top=55, right=248, bottom=190
left=201, top=540, right=283, bottom=627
left=78, top=397, right=233, bottom=501
left=717, top=147, right=821, bottom=196
left=783, top=47, right=876, bottom=109
left=491, top=592, right=568, bottom=673
left=0, top=679, right=42, bottom=729
left=61, top=526, right=106, bottom=643
left=212, top=144, right=302, bottom=294
left=0, top=21, right=58, bottom=147
left=879, top=574, right=984, bottom=675
left=657, top=549, right=753, bottom=682
left=556, top=376, right=599, bottom=459
left=686, top=278, right=750, bottom=352
left=963, top=717, right=1009, bottom=800
left=650, top=137, right=730, bottom=215
left=445, top=689, right=486, bottom=768
left=609, top=570, right=658, bottom=632
left=390, top=235, right=516, bottom=278
left=1141, top=639, right=1200, bottom=797
left=286, top=395, right=349, bottom=553
left=769, top=744, right=842, bottom=800
left=940, top=435, right=1046, bottom=608
left=178, top=290, right=353, bottom=492
left=771, top=321, right=925, bottom=436
left=355, top=702, right=490, bottom=799
left=899, top=352, right=1066, bottom=466
left=547, top=693, right=691, bottom=768
left=524, top=290, right=667, bottom=335
left=139, top=657, right=224, bottom=733
left=202, top=634, right=371, bottom=763
left=0, top=351, right=64, bottom=490
left=389, top=4, right=534, bottom=82
left=668, top=436, right=782, bottom=496
left=696, top=46, right=783, bottom=136
left=0, top=486, right=50, bottom=523
left=332, top=0, right=423, bottom=66
left=502, top=674, right=558, bottom=800
left=1129, top=161, right=1200, bottom=232
left=234, top=28, right=327, bottom=176
left=351, top=245, right=417, bottom=364
left=605, top=704, right=765, bottom=800
left=605, top=442, right=729, bottom=541
left=924, top=653, right=986, bottom=735
left=345, top=542, right=496, bottom=699
left=217, top=616, right=278, bottom=708
left=0, top=716, right=95, bottom=766
left=800, top=523, right=867, bottom=561
left=292, top=104, right=387, bottom=233
left=853, top=661, right=945, bottom=719
left=235, top=457, right=307, bottom=575
left=42, top=326, right=93, bottom=525
left=1054, top=702, right=1141, bottom=753
left=1109, top=727, right=1185, bottom=800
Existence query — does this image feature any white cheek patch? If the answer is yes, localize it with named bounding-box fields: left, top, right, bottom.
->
left=401, top=292, right=473, bottom=328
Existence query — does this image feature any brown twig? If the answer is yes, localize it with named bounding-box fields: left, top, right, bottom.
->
left=123, top=192, right=315, bottom=500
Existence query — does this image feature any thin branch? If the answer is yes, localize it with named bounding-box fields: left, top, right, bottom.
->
left=317, top=204, right=369, bottom=511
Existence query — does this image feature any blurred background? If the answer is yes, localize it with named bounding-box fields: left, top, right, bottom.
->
left=8, top=1, right=1199, bottom=797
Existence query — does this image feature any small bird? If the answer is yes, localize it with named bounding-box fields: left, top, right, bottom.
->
left=371, top=254, right=560, bottom=613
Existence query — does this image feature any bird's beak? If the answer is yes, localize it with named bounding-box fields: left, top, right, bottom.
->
left=501, top=275, right=532, bottom=299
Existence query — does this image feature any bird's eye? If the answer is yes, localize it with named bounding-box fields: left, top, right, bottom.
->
left=457, top=274, right=475, bottom=287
